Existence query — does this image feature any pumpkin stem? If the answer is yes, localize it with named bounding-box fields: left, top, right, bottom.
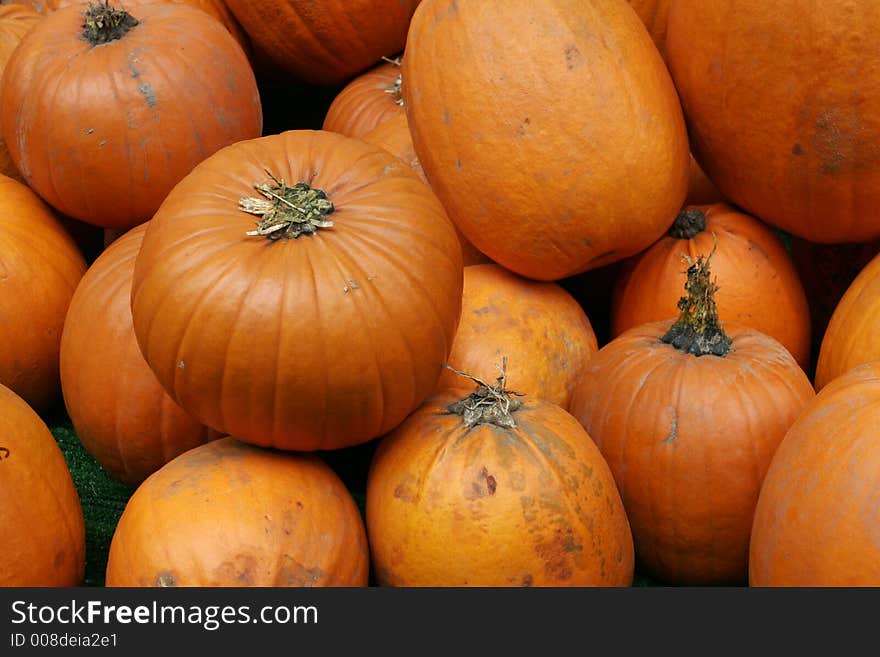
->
left=81, top=1, right=139, bottom=46
left=381, top=56, right=404, bottom=107
left=443, top=357, right=525, bottom=429
left=660, top=237, right=733, bottom=357
left=668, top=208, right=707, bottom=239
left=241, top=170, right=334, bottom=240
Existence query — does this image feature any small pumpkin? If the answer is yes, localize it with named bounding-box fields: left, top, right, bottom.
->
left=570, top=251, right=815, bottom=584
left=750, top=361, right=880, bottom=586
left=611, top=204, right=811, bottom=369
left=0, top=383, right=86, bottom=586
left=323, top=57, right=404, bottom=139
left=105, top=437, right=369, bottom=586
left=131, top=129, right=463, bottom=452
left=60, top=223, right=220, bottom=487
left=436, top=264, right=598, bottom=410
left=367, top=363, right=634, bottom=586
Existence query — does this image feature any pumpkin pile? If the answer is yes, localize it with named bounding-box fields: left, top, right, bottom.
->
left=2, top=0, right=880, bottom=589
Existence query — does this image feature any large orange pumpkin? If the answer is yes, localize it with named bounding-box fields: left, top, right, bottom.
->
left=131, top=130, right=463, bottom=452
left=403, top=0, right=689, bottom=281
left=750, top=361, right=880, bottom=586
left=0, top=5, right=40, bottom=182
left=0, top=383, right=86, bottom=586
left=436, top=264, right=598, bottom=410
left=323, top=58, right=403, bottom=139
left=105, top=437, right=369, bottom=586
left=0, top=174, right=87, bottom=412
left=570, top=253, right=815, bottom=584
left=367, top=372, right=634, bottom=586
left=611, top=204, right=811, bottom=369
left=0, top=1, right=262, bottom=230
left=60, top=223, right=220, bottom=487
left=666, top=1, right=880, bottom=243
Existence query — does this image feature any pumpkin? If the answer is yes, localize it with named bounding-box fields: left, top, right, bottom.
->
left=627, top=0, right=670, bottom=58
left=402, top=0, right=689, bottom=281
left=0, top=382, right=86, bottom=586
left=815, top=250, right=880, bottom=390
left=223, top=0, right=420, bottom=86
left=611, top=204, right=811, bottom=369
left=436, top=264, right=598, bottom=410
left=666, top=1, right=880, bottom=243
left=570, top=252, right=815, bottom=584
left=750, top=361, right=880, bottom=586
left=0, top=5, right=40, bottom=183
left=0, top=174, right=87, bottom=412
left=323, top=57, right=404, bottom=139
left=105, top=437, right=369, bottom=586
left=366, top=366, right=634, bottom=586
left=362, top=112, right=491, bottom=267
left=0, top=1, right=262, bottom=230
left=60, top=223, right=220, bottom=487
left=131, top=129, right=463, bottom=452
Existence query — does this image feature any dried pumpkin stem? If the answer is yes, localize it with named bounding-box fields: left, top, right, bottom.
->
left=81, top=1, right=139, bottom=46
left=660, top=238, right=733, bottom=357
left=668, top=208, right=707, bottom=239
left=241, top=170, right=334, bottom=240
left=381, top=56, right=404, bottom=106
left=444, top=357, right=525, bottom=429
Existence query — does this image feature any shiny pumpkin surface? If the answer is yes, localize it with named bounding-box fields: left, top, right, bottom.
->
left=323, top=59, right=404, bottom=139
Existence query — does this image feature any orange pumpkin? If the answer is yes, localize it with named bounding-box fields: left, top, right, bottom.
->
left=403, top=0, right=689, bottom=281
left=750, top=361, right=880, bottom=586
left=0, top=5, right=40, bottom=182
left=131, top=130, right=463, bottom=452
left=60, top=224, right=220, bottom=487
left=436, top=264, right=598, bottom=410
left=0, top=383, right=86, bottom=586
left=611, top=204, right=811, bottom=369
left=628, top=0, right=670, bottom=57
left=0, top=174, right=87, bottom=412
left=570, top=253, right=815, bottom=584
left=323, top=58, right=404, bottom=139
left=667, top=1, right=880, bottom=243
left=367, top=372, right=634, bottom=586
left=105, top=437, right=369, bottom=586
left=0, top=2, right=262, bottom=229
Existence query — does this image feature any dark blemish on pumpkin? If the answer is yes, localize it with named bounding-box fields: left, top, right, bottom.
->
left=279, top=556, right=324, bottom=586
left=443, top=109, right=451, bottom=125
left=522, top=574, right=533, bottom=586
left=516, top=117, right=531, bottom=136
left=98, top=140, right=107, bottom=147
left=85, top=128, right=94, bottom=135
left=663, top=409, right=678, bottom=443
left=564, top=44, right=583, bottom=70
left=156, top=572, right=176, bottom=587
left=296, top=501, right=303, bottom=509
left=139, top=82, right=156, bottom=108
left=218, top=554, right=258, bottom=585
left=456, top=159, right=462, bottom=169
left=792, top=143, right=804, bottom=156
left=473, top=305, right=491, bottom=315
left=465, top=466, right=497, bottom=498
left=0, top=447, right=9, bottom=460
left=394, top=476, right=418, bottom=503
left=747, top=239, right=770, bottom=261
left=534, top=528, right=582, bottom=581
left=54, top=550, right=66, bottom=567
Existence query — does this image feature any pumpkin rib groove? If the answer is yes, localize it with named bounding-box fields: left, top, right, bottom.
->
left=269, top=246, right=289, bottom=444
left=284, top=2, right=349, bottom=73
left=302, top=244, right=331, bottom=447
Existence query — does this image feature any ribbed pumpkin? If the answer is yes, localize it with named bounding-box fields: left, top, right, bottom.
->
left=0, top=174, right=87, bottom=412
left=0, top=1, right=262, bottom=229
left=403, top=0, right=689, bottom=281
left=323, top=58, right=403, bottom=138
left=0, top=5, right=40, bottom=182
left=436, top=264, right=598, bottom=410
left=105, top=437, right=369, bottom=586
left=60, top=223, right=220, bottom=487
left=367, top=371, right=634, bottom=586
left=667, top=1, right=880, bottom=243
left=815, top=250, right=880, bottom=390
left=750, top=361, right=880, bottom=586
left=0, top=383, right=86, bottom=586
left=131, top=129, right=463, bottom=452
left=570, top=253, right=815, bottom=584
left=611, top=204, right=811, bottom=369
left=224, top=0, right=420, bottom=85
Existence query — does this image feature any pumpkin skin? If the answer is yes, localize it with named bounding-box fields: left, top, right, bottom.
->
left=366, top=388, right=634, bottom=586
left=403, top=0, right=689, bottom=281
left=750, top=361, right=880, bottom=586
left=105, top=437, right=369, bottom=586
left=60, top=223, right=220, bottom=487
left=667, top=1, right=880, bottom=243
left=323, top=58, right=403, bottom=139
left=611, top=204, right=811, bottom=369
left=224, top=0, right=420, bottom=86
left=0, top=174, right=87, bottom=412
left=0, top=383, right=86, bottom=586
left=569, top=321, right=815, bottom=585
left=0, top=2, right=262, bottom=230
left=814, top=250, right=880, bottom=390
left=0, top=5, right=40, bottom=183
left=436, top=264, right=599, bottom=410
left=627, top=0, right=670, bottom=57
left=131, top=130, right=463, bottom=452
